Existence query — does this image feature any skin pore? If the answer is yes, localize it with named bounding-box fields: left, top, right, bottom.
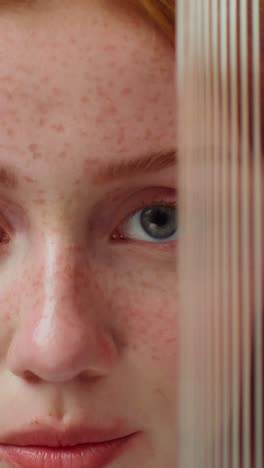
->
left=0, top=1, right=176, bottom=467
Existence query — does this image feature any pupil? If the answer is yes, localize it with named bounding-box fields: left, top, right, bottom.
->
left=140, top=205, right=176, bottom=239
left=152, top=210, right=168, bottom=226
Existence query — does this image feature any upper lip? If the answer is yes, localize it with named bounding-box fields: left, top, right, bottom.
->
left=0, top=423, right=138, bottom=448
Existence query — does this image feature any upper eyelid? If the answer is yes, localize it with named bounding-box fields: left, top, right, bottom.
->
left=122, top=200, right=176, bottom=224
left=115, top=202, right=177, bottom=240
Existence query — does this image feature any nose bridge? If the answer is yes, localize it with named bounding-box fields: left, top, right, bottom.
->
left=33, top=235, right=87, bottom=346
left=7, top=233, right=119, bottom=383
left=42, top=235, right=86, bottom=316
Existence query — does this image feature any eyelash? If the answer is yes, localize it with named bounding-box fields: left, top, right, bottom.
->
left=0, top=227, right=10, bottom=243
left=0, top=217, right=13, bottom=254
left=111, top=198, right=177, bottom=242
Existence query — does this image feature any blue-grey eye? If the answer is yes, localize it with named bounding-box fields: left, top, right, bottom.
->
left=124, top=205, right=177, bottom=242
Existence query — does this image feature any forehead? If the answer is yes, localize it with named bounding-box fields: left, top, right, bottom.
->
left=0, top=0, right=174, bottom=184
left=0, top=0, right=173, bottom=85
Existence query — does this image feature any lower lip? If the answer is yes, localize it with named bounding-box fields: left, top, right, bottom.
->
left=0, top=433, right=138, bottom=468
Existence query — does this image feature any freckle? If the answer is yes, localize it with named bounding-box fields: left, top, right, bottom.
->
left=11, top=116, right=20, bottom=125
left=19, top=91, right=30, bottom=101
left=152, top=354, right=161, bottom=362
left=102, top=134, right=112, bottom=141
left=51, top=124, right=65, bottom=134
left=95, top=117, right=104, bottom=125
left=4, top=90, right=13, bottom=101
left=83, top=158, right=98, bottom=170
left=120, top=87, right=132, bottom=97
left=28, top=143, right=42, bottom=160
left=17, top=64, right=31, bottom=74
left=37, top=189, right=45, bottom=195
left=38, top=117, right=46, bottom=127
left=40, top=75, right=49, bottom=84
left=145, top=129, right=152, bottom=139
left=58, top=150, right=67, bottom=159
left=105, top=43, right=117, bottom=52
left=36, top=103, right=47, bottom=115
left=149, top=94, right=160, bottom=104
left=104, top=105, right=118, bottom=117
left=81, top=96, right=90, bottom=104
left=1, top=109, right=15, bottom=120
left=116, top=127, right=125, bottom=145
left=33, top=198, right=46, bottom=205
left=52, top=87, right=61, bottom=96
left=165, top=337, right=176, bottom=344
left=6, top=127, right=15, bottom=137
left=0, top=74, right=14, bottom=83
left=24, top=176, right=36, bottom=183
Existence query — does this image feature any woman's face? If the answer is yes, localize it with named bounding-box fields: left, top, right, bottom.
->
left=0, top=1, right=176, bottom=467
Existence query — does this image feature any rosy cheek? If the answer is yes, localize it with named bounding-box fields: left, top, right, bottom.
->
left=0, top=283, right=20, bottom=355
left=112, top=284, right=177, bottom=360
left=0, top=260, right=40, bottom=335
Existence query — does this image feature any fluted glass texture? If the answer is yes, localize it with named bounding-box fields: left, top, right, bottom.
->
left=177, top=1, right=263, bottom=467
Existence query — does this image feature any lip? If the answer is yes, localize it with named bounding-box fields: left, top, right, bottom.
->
left=0, top=424, right=140, bottom=468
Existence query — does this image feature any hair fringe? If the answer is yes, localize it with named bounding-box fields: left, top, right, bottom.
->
left=129, top=0, right=175, bottom=45
left=0, top=0, right=175, bottom=45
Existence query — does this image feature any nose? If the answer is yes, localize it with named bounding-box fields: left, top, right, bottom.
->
left=7, top=236, right=119, bottom=383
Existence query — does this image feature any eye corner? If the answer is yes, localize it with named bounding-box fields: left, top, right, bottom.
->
left=110, top=230, right=127, bottom=242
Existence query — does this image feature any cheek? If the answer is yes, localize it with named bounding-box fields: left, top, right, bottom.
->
left=109, top=275, right=178, bottom=360
left=0, top=253, right=178, bottom=367
left=0, top=261, right=42, bottom=354
left=127, top=302, right=177, bottom=356
left=116, top=284, right=178, bottom=415
left=97, top=253, right=177, bottom=355
left=0, top=281, right=20, bottom=355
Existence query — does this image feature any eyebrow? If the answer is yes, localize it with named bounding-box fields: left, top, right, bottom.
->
left=94, top=149, right=177, bottom=183
left=0, top=149, right=177, bottom=191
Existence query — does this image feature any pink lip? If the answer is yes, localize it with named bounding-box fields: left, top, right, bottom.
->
left=0, top=424, right=140, bottom=468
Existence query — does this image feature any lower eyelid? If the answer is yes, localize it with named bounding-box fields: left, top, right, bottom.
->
left=110, top=238, right=178, bottom=255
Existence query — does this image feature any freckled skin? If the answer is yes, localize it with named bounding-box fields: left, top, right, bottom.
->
left=0, top=1, right=176, bottom=467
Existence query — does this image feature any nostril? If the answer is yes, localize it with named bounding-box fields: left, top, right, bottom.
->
left=23, top=370, right=41, bottom=384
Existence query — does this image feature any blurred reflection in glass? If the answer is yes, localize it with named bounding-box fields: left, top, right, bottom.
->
left=177, top=1, right=263, bottom=467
